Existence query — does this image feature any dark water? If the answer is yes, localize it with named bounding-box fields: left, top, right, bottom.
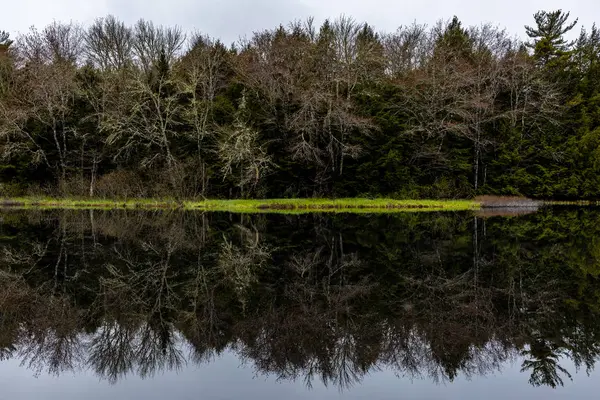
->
left=0, top=207, right=599, bottom=399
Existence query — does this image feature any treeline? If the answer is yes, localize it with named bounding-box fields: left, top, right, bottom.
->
left=0, top=9, right=599, bottom=199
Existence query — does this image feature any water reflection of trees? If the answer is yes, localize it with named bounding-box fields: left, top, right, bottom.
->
left=0, top=209, right=599, bottom=389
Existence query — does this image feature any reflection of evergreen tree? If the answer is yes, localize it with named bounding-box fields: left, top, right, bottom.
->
left=521, top=340, right=572, bottom=388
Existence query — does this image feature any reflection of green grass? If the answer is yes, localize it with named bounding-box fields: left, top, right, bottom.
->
left=0, top=197, right=479, bottom=213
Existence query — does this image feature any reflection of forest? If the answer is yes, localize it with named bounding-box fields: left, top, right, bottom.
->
left=0, top=209, right=599, bottom=389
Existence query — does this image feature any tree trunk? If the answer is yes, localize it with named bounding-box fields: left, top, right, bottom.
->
left=52, top=127, right=67, bottom=186
left=474, top=144, right=480, bottom=191
left=89, top=157, right=98, bottom=197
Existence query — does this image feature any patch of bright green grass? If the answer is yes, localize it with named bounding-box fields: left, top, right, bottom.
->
left=187, top=198, right=478, bottom=213
left=0, top=197, right=480, bottom=213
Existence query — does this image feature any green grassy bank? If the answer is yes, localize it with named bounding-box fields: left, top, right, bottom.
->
left=0, top=197, right=480, bottom=213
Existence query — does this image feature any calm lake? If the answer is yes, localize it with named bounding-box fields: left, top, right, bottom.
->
left=0, top=207, right=599, bottom=399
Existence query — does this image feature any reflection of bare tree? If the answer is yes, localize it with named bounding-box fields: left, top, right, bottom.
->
left=88, top=322, right=136, bottom=383
left=178, top=262, right=227, bottom=363
left=233, top=237, right=378, bottom=391
left=136, top=321, right=185, bottom=379
left=86, top=321, right=185, bottom=383
left=0, top=271, right=84, bottom=376
left=90, top=230, right=187, bottom=381
left=18, top=320, right=84, bottom=377
left=218, top=224, right=271, bottom=309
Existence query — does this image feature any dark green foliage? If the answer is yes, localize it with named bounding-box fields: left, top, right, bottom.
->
left=526, top=10, right=578, bottom=64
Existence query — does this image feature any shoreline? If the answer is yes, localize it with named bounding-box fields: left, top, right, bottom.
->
left=0, top=198, right=479, bottom=213
left=0, top=197, right=596, bottom=213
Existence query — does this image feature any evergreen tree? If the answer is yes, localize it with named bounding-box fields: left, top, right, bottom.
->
left=525, top=10, right=578, bottom=65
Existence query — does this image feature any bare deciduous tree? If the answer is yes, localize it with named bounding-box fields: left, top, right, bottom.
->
left=382, top=23, right=430, bottom=77
left=132, top=19, right=185, bottom=72
left=218, top=94, right=273, bottom=195
left=176, top=34, right=231, bottom=196
left=0, top=59, right=79, bottom=183
left=85, top=15, right=133, bottom=70
left=18, top=22, right=84, bottom=65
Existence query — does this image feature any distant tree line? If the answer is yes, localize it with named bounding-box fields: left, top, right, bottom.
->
left=1, top=9, right=599, bottom=199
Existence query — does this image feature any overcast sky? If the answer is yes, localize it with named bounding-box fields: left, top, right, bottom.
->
left=3, top=0, right=598, bottom=45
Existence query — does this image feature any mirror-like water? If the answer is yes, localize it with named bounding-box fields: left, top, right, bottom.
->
left=0, top=208, right=598, bottom=398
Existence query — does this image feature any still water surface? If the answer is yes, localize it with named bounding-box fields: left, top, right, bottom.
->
left=0, top=208, right=598, bottom=398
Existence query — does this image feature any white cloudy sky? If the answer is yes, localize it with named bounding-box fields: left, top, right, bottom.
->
left=3, top=0, right=598, bottom=45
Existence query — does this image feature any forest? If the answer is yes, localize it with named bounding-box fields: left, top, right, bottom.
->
left=0, top=9, right=599, bottom=200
